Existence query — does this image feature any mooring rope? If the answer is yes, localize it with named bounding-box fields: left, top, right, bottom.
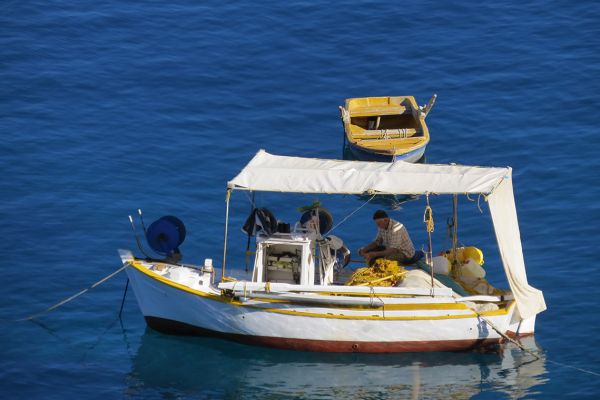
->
left=15, top=264, right=128, bottom=322
left=546, top=359, right=600, bottom=377
left=476, top=312, right=600, bottom=377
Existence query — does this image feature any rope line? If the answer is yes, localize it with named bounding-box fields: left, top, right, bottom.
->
left=478, top=313, right=600, bottom=377
left=423, top=205, right=434, bottom=233
left=546, top=359, right=600, bottom=377
left=324, top=193, right=377, bottom=236
left=16, top=264, right=128, bottom=322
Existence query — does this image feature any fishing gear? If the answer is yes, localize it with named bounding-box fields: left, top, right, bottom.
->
left=138, top=208, right=148, bottom=237
left=128, top=215, right=152, bottom=259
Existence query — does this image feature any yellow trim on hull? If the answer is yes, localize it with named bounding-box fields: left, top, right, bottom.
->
left=249, top=305, right=511, bottom=321
left=127, top=260, right=513, bottom=321
left=248, top=297, right=471, bottom=311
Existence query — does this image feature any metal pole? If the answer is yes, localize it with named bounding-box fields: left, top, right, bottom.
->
left=245, top=191, right=255, bottom=272
left=128, top=215, right=152, bottom=259
left=221, top=189, right=232, bottom=281
left=451, top=194, right=459, bottom=277
left=424, top=194, right=435, bottom=295
left=137, top=209, right=148, bottom=236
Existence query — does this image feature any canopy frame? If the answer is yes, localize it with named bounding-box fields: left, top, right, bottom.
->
left=223, top=150, right=546, bottom=319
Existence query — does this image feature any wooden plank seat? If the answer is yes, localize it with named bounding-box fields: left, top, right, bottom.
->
left=349, top=105, right=407, bottom=117
left=351, top=128, right=419, bottom=139
left=357, top=137, right=425, bottom=150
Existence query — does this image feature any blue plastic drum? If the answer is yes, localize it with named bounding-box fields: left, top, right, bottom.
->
left=146, top=215, right=186, bottom=255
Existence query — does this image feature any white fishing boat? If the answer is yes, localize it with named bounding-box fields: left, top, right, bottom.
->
left=119, top=150, right=546, bottom=353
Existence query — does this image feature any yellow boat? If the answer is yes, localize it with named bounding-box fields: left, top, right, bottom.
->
left=339, top=95, right=436, bottom=162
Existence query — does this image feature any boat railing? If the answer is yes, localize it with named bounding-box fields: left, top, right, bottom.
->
left=218, top=281, right=453, bottom=297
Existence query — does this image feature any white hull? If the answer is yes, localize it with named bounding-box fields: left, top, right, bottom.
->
left=125, top=258, right=519, bottom=353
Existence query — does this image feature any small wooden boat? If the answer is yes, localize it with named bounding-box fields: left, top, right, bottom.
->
left=339, top=95, right=436, bottom=162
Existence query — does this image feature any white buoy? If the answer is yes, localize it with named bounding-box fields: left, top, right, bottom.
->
left=432, top=256, right=451, bottom=275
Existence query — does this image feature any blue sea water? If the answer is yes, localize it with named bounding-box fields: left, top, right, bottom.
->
left=1, top=0, right=599, bottom=398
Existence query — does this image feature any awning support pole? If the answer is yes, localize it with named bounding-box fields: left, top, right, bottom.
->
left=245, top=191, right=255, bottom=272
left=424, top=193, right=435, bottom=295
left=451, top=194, right=459, bottom=277
left=221, top=189, right=232, bottom=281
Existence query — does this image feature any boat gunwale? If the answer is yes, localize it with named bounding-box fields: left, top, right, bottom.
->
left=126, top=258, right=514, bottom=320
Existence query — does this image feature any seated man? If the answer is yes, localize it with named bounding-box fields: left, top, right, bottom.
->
left=358, top=210, right=416, bottom=266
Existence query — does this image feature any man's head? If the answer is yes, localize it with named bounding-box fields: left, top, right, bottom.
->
left=372, top=210, right=389, bottom=229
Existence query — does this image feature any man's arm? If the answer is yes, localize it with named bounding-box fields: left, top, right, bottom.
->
left=358, top=241, right=379, bottom=256
left=364, top=247, right=399, bottom=264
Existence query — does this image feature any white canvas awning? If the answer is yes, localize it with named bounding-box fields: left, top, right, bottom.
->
left=228, top=150, right=546, bottom=319
left=228, top=150, right=509, bottom=195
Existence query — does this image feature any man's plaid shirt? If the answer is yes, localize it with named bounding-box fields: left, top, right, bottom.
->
left=374, top=218, right=415, bottom=259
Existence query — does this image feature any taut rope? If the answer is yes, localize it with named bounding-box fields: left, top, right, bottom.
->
left=16, top=264, right=128, bottom=322
left=324, top=193, right=377, bottom=236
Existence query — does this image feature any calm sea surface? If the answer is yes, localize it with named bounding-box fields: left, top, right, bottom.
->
left=2, top=1, right=599, bottom=398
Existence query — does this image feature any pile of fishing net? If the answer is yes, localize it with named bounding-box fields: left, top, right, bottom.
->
left=345, top=258, right=406, bottom=287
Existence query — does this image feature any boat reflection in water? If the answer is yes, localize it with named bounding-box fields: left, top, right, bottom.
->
left=128, top=330, right=547, bottom=399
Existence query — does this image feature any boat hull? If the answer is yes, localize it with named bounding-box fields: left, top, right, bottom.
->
left=346, top=142, right=426, bottom=163
left=145, top=316, right=501, bottom=353
left=126, top=263, right=513, bottom=353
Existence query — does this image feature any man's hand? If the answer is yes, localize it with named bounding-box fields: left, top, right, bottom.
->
left=364, top=251, right=380, bottom=266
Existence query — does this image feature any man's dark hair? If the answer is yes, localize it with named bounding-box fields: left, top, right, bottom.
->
left=373, top=210, right=389, bottom=220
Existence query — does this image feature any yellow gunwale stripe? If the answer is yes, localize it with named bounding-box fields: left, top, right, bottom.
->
left=128, top=260, right=230, bottom=303
left=245, top=302, right=513, bottom=320
left=248, top=297, right=470, bottom=311
left=127, top=260, right=513, bottom=320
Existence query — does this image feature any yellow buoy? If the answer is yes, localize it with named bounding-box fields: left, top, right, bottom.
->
left=444, top=246, right=484, bottom=266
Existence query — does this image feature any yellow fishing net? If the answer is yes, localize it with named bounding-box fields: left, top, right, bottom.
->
left=345, top=259, right=407, bottom=287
